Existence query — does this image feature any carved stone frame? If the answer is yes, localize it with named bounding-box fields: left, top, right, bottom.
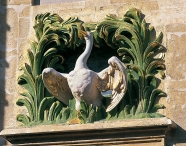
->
left=0, top=117, right=176, bottom=145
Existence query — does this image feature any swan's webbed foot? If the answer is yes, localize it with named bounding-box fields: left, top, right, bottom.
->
left=66, top=110, right=82, bottom=124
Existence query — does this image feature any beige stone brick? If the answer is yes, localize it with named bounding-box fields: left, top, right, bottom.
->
left=166, top=24, right=186, bottom=32
left=49, top=2, right=72, bottom=13
left=166, top=33, right=186, bottom=80
left=138, top=1, right=159, bottom=11
left=1, top=0, right=32, bottom=5
left=0, top=8, right=18, bottom=48
left=158, top=0, right=185, bottom=9
left=5, top=77, right=17, bottom=94
left=18, top=40, right=30, bottom=70
left=167, top=80, right=186, bottom=91
left=117, top=1, right=158, bottom=18
left=31, top=5, right=52, bottom=20
left=86, top=0, right=110, bottom=8
left=19, top=18, right=30, bottom=38
left=71, top=1, right=86, bottom=9
left=1, top=93, right=17, bottom=128
left=46, top=1, right=85, bottom=14
left=0, top=49, right=17, bottom=60
left=166, top=81, right=186, bottom=129
left=19, top=6, right=31, bottom=17
left=110, top=0, right=137, bottom=4
left=0, top=56, right=17, bottom=79
left=0, top=8, right=18, bottom=31
left=95, top=5, right=118, bottom=22
left=58, top=7, right=96, bottom=22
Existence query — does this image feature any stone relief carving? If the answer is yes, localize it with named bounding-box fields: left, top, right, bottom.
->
left=42, top=31, right=128, bottom=123
left=17, top=8, right=166, bottom=125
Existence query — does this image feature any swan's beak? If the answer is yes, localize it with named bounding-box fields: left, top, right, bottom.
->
left=80, top=30, right=87, bottom=37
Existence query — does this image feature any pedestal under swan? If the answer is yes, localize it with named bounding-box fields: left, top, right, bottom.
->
left=42, top=31, right=128, bottom=120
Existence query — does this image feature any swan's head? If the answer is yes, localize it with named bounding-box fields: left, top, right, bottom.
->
left=80, top=30, right=93, bottom=41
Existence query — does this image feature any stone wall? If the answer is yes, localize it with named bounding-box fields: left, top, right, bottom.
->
left=0, top=0, right=186, bottom=145
left=0, top=0, right=32, bottom=145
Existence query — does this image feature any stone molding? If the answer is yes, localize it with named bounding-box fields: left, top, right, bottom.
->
left=0, top=117, right=176, bottom=145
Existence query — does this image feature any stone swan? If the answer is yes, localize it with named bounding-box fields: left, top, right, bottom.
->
left=42, top=31, right=127, bottom=113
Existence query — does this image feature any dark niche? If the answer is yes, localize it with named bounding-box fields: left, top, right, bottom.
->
left=63, top=45, right=119, bottom=73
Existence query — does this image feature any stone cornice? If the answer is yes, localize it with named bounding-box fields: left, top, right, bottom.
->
left=0, top=117, right=176, bottom=145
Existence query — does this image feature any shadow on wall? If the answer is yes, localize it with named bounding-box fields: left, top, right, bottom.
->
left=33, top=0, right=40, bottom=5
left=166, top=124, right=186, bottom=146
left=0, top=0, right=9, bottom=145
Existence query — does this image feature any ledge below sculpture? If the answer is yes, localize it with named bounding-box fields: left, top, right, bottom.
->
left=0, top=117, right=176, bottom=145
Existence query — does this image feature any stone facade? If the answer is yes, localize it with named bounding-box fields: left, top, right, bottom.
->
left=0, top=0, right=186, bottom=145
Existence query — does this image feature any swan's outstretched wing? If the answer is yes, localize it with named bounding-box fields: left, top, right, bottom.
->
left=97, top=56, right=127, bottom=112
left=42, top=68, right=73, bottom=105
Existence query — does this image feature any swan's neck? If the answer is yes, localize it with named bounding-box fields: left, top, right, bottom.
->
left=74, top=38, right=93, bottom=70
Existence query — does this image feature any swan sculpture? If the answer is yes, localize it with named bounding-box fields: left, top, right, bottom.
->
left=42, top=31, right=128, bottom=116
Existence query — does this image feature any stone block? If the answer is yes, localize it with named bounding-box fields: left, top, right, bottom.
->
left=19, top=18, right=30, bottom=39
left=0, top=56, right=17, bottom=79
left=166, top=33, right=186, bottom=80
left=71, top=1, right=86, bottom=9
left=50, top=1, right=85, bottom=12
left=5, top=78, right=17, bottom=94
left=59, top=7, right=96, bottom=22
left=19, top=6, right=30, bottom=17
left=110, top=0, right=137, bottom=4
left=40, top=0, right=85, bottom=5
left=5, top=49, right=17, bottom=59
left=158, top=0, right=186, bottom=9
left=32, top=5, right=52, bottom=20
left=95, top=5, right=118, bottom=22
left=49, top=2, right=73, bottom=13
left=0, top=93, right=17, bottom=129
left=0, top=8, right=18, bottom=48
left=85, top=0, right=110, bottom=8
left=117, top=1, right=158, bottom=18
left=18, top=40, right=30, bottom=70
left=0, top=118, right=176, bottom=145
left=166, top=23, right=186, bottom=32
left=1, top=0, right=32, bottom=6
left=138, top=1, right=159, bottom=11
left=166, top=81, right=186, bottom=130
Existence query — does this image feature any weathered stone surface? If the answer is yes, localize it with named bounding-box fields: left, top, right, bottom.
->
left=32, top=5, right=52, bottom=20
left=110, top=0, right=137, bottom=4
left=166, top=24, right=186, bottom=32
left=1, top=0, right=186, bottom=145
left=19, top=6, right=30, bottom=17
left=71, top=1, right=86, bottom=9
left=138, top=1, right=159, bottom=11
left=5, top=78, right=17, bottom=94
left=85, top=0, right=110, bottom=8
left=40, top=0, right=85, bottom=5
left=18, top=40, right=30, bottom=70
left=95, top=5, right=118, bottom=22
left=1, top=0, right=32, bottom=5
left=58, top=7, right=96, bottom=22
left=0, top=8, right=18, bottom=48
left=0, top=117, right=175, bottom=145
left=0, top=49, right=16, bottom=60
left=0, top=92, right=17, bottom=136
left=51, top=2, right=73, bottom=11
left=19, top=18, right=30, bottom=38
left=166, top=33, right=186, bottom=80
left=0, top=56, right=17, bottom=80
